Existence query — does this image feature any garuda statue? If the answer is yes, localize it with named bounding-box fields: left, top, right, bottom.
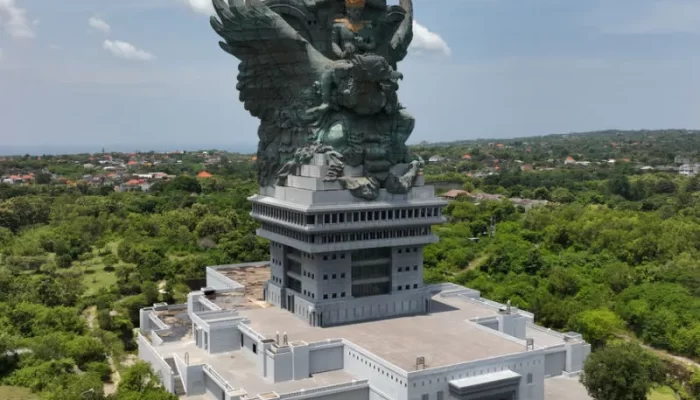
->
left=212, top=0, right=422, bottom=200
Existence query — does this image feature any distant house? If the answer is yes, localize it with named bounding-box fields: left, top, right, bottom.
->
left=116, top=179, right=151, bottom=192
left=197, top=171, right=213, bottom=179
left=675, top=155, right=693, bottom=165
left=462, top=154, right=472, bottom=161
left=428, top=155, right=446, bottom=164
left=564, top=156, right=576, bottom=165
left=679, top=164, right=700, bottom=177
left=521, top=164, right=533, bottom=172
left=441, top=189, right=469, bottom=200
left=511, top=198, right=550, bottom=210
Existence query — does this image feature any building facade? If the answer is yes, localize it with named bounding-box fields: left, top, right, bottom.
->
left=248, top=155, right=447, bottom=327
left=139, top=265, right=590, bottom=400
left=138, top=156, right=591, bottom=400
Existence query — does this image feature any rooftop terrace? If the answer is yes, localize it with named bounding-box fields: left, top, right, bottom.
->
left=237, top=295, right=527, bottom=371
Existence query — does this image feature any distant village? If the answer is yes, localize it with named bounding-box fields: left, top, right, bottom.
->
left=0, top=150, right=256, bottom=191
left=425, top=141, right=699, bottom=177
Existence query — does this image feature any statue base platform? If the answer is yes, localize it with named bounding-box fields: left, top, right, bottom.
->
left=250, top=157, right=445, bottom=327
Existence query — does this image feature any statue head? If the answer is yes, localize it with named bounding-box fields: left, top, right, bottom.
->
left=345, top=0, right=365, bottom=21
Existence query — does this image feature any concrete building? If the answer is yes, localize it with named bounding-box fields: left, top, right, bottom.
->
left=679, top=163, right=700, bottom=177
left=138, top=155, right=591, bottom=400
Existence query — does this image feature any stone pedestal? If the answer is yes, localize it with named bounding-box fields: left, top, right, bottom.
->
left=250, top=155, right=447, bottom=327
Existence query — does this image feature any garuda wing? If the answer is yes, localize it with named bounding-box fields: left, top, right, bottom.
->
left=387, top=0, right=413, bottom=65
left=210, top=0, right=330, bottom=119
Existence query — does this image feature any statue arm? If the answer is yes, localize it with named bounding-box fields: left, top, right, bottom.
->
left=331, top=24, right=345, bottom=58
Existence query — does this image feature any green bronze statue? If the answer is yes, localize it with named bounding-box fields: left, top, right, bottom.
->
left=211, top=0, right=421, bottom=200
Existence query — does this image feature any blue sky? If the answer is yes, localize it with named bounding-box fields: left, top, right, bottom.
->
left=1, top=0, right=699, bottom=153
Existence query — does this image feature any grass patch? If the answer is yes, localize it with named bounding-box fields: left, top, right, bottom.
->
left=649, top=386, right=677, bottom=400
left=72, top=256, right=119, bottom=296
left=0, top=386, right=38, bottom=400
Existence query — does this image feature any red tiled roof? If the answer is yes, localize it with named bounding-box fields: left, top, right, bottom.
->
left=197, top=171, right=213, bottom=178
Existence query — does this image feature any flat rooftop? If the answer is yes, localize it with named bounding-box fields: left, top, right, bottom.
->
left=214, top=265, right=271, bottom=310
left=158, top=338, right=358, bottom=397
left=237, top=295, right=525, bottom=371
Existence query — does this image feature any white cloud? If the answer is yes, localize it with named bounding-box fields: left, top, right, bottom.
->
left=0, top=0, right=35, bottom=38
left=186, top=0, right=216, bottom=15
left=410, top=21, right=451, bottom=57
left=89, top=16, right=111, bottom=33
left=103, top=40, right=154, bottom=61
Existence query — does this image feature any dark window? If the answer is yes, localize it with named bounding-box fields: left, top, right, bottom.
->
left=341, top=292, right=346, bottom=297
left=306, top=215, right=315, bottom=225
left=398, top=267, right=402, bottom=272
left=323, top=294, right=328, bottom=299
left=398, top=286, right=402, bottom=291
left=413, top=247, right=418, bottom=252
left=324, top=274, right=328, bottom=280
left=341, top=253, right=345, bottom=259
left=332, top=274, right=337, bottom=279
left=339, top=214, right=345, bottom=223
left=414, top=266, right=418, bottom=271
left=405, top=285, right=410, bottom=290
left=252, top=343, right=257, bottom=354
left=398, top=249, right=402, bottom=254
left=332, top=214, right=337, bottom=223
left=414, top=284, right=418, bottom=289
left=324, top=214, right=330, bottom=223
left=332, top=293, right=337, bottom=298
left=527, top=373, right=533, bottom=384
left=323, top=255, right=328, bottom=260
left=341, top=273, right=346, bottom=278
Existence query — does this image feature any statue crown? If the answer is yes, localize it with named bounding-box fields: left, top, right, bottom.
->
left=345, top=0, right=365, bottom=8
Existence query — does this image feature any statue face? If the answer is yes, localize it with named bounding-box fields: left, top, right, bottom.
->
left=347, top=7, right=364, bottom=21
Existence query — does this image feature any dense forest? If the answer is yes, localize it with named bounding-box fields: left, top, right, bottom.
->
left=2, top=130, right=700, bottom=399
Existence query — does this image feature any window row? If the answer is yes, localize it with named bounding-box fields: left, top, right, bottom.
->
left=301, top=289, right=316, bottom=299
left=322, top=292, right=346, bottom=300
left=348, top=351, right=406, bottom=387
left=261, top=223, right=313, bottom=243
left=254, top=205, right=443, bottom=228
left=261, top=224, right=431, bottom=244
left=397, top=284, right=419, bottom=291
left=315, top=207, right=443, bottom=226
left=318, top=227, right=431, bottom=244
left=397, top=266, right=419, bottom=272
left=253, top=203, right=311, bottom=226
left=302, top=270, right=316, bottom=280
left=323, top=272, right=346, bottom=280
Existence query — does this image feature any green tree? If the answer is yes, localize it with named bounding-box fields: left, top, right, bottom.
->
left=581, top=343, right=665, bottom=400
left=568, top=309, right=624, bottom=348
